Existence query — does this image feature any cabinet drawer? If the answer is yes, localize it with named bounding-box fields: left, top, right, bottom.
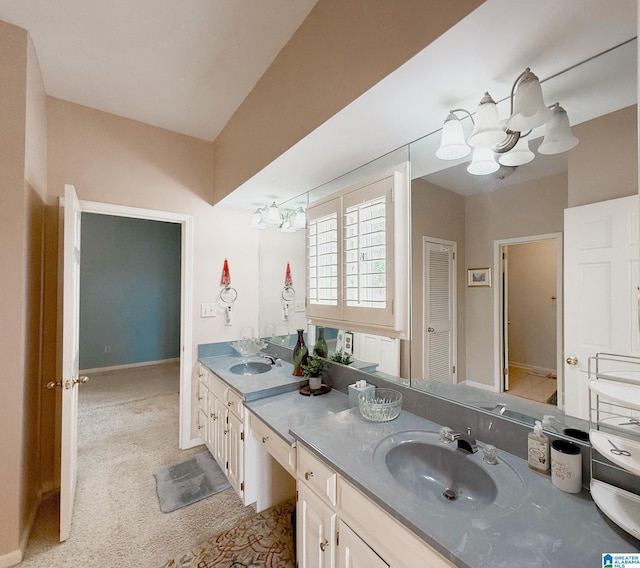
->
left=206, top=370, right=227, bottom=401
left=297, top=445, right=337, bottom=506
left=227, top=388, right=244, bottom=420
left=249, top=413, right=296, bottom=475
left=197, top=381, right=208, bottom=412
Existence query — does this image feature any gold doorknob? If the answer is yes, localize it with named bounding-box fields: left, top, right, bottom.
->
left=566, top=356, right=578, bottom=365
left=73, top=375, right=90, bottom=385
left=45, top=381, right=62, bottom=390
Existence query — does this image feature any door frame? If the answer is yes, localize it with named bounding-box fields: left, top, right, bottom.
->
left=493, top=232, right=563, bottom=408
left=79, top=200, right=194, bottom=449
left=422, top=236, right=457, bottom=382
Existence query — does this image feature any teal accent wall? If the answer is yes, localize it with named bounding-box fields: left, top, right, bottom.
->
left=79, top=214, right=181, bottom=369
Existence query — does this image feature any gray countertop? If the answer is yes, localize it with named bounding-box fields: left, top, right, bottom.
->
left=199, top=355, right=306, bottom=401
left=245, top=389, right=350, bottom=445
left=289, top=407, right=639, bottom=568
left=200, top=352, right=639, bottom=566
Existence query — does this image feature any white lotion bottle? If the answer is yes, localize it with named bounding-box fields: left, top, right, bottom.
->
left=528, top=420, right=550, bottom=474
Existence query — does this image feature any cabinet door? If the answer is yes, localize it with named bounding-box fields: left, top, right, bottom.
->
left=226, top=410, right=244, bottom=498
left=298, top=482, right=336, bottom=568
left=211, top=396, right=226, bottom=471
left=337, top=520, right=388, bottom=568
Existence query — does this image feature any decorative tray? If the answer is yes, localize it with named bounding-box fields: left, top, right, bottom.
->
left=299, top=384, right=331, bottom=396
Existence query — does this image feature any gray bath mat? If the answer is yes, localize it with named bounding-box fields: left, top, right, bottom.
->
left=153, top=450, right=230, bottom=513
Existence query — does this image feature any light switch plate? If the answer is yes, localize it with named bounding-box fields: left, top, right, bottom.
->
left=295, top=300, right=305, bottom=312
left=201, top=303, right=216, bottom=317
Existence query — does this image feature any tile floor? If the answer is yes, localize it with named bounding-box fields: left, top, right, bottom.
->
left=506, top=365, right=557, bottom=404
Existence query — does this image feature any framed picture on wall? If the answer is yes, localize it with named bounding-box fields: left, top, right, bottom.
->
left=467, top=267, right=492, bottom=288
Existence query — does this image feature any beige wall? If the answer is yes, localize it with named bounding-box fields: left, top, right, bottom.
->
left=0, top=20, right=48, bottom=564
left=212, top=0, right=483, bottom=202
left=464, top=172, right=568, bottom=387
left=507, top=240, right=558, bottom=371
left=411, top=178, right=466, bottom=380
left=42, top=98, right=263, bottom=492
left=569, top=105, right=638, bottom=206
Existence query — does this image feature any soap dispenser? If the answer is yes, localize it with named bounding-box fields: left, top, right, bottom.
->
left=528, top=420, right=550, bottom=474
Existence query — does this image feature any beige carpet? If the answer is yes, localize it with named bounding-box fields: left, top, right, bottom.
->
left=161, top=499, right=295, bottom=568
left=21, top=361, right=256, bottom=568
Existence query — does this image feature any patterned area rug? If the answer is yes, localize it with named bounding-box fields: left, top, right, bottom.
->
left=160, top=499, right=295, bottom=568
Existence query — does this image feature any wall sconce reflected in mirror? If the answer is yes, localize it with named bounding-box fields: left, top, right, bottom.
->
left=250, top=203, right=306, bottom=232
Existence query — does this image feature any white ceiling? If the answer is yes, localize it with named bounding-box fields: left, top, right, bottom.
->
left=0, top=0, right=318, bottom=141
left=0, top=0, right=636, bottom=206
left=221, top=0, right=638, bottom=209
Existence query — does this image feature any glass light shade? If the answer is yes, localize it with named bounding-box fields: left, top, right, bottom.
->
left=498, top=137, right=535, bottom=166
left=435, top=113, right=470, bottom=160
left=467, top=147, right=499, bottom=175
left=265, top=202, right=281, bottom=225
left=250, top=208, right=266, bottom=229
left=506, top=70, right=552, bottom=132
left=538, top=104, right=579, bottom=155
left=468, top=93, right=507, bottom=148
left=292, top=207, right=306, bottom=230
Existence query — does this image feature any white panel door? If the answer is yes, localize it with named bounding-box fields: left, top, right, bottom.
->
left=423, top=240, right=457, bottom=382
left=60, top=184, right=86, bottom=542
left=564, top=195, right=639, bottom=419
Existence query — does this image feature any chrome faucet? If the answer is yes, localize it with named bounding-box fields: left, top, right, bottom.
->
left=450, top=428, right=478, bottom=454
left=262, top=354, right=282, bottom=366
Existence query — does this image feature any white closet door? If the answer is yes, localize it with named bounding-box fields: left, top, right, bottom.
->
left=424, top=240, right=457, bottom=383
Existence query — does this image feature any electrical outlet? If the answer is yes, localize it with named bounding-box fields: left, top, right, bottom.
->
left=295, top=300, right=305, bottom=312
left=201, top=303, right=216, bottom=318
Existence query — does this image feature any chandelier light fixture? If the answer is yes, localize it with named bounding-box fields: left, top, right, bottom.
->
left=435, top=68, right=579, bottom=176
left=250, top=203, right=306, bottom=232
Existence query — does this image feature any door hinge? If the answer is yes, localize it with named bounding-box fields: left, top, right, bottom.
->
left=225, top=461, right=229, bottom=470
left=240, top=482, right=244, bottom=492
left=240, top=432, right=244, bottom=442
left=296, top=490, right=299, bottom=502
left=503, top=367, right=509, bottom=376
left=452, top=251, right=456, bottom=260
left=452, top=365, right=456, bottom=373
left=336, top=531, right=340, bottom=546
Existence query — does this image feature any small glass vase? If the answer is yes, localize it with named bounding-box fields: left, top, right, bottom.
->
left=313, top=326, right=328, bottom=358
left=292, top=329, right=308, bottom=376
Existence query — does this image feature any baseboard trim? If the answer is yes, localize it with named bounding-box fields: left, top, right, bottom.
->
left=0, top=549, right=22, bottom=568
left=509, top=361, right=556, bottom=377
left=463, top=379, right=500, bottom=393
left=80, top=358, right=179, bottom=375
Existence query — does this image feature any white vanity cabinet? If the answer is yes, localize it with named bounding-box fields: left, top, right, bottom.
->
left=197, top=364, right=295, bottom=511
left=296, top=445, right=454, bottom=568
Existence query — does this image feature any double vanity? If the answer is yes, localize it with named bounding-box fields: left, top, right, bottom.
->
left=198, top=342, right=639, bottom=567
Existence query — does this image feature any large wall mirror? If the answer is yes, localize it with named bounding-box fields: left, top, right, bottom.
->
left=256, top=31, right=638, bottom=433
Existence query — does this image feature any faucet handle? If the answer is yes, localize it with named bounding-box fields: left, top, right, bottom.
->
left=439, top=426, right=454, bottom=443
left=483, top=444, right=498, bottom=465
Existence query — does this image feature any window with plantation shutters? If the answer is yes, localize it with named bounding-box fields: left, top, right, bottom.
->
left=306, top=165, right=409, bottom=337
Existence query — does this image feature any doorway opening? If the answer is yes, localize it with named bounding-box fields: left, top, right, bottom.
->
left=79, top=200, right=194, bottom=448
left=495, top=233, right=563, bottom=408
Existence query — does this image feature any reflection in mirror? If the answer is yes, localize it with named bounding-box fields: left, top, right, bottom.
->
left=257, top=37, right=637, bottom=437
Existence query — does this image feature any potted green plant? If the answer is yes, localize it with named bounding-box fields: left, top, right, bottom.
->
left=302, top=354, right=326, bottom=390
left=330, top=349, right=353, bottom=366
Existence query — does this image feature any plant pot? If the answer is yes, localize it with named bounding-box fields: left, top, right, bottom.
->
left=308, top=375, right=322, bottom=390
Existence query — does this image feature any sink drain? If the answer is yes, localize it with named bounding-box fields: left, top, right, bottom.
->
left=443, top=488, right=458, bottom=501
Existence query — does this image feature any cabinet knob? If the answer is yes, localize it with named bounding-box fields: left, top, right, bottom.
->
left=211, top=413, right=217, bottom=420
left=262, top=436, right=269, bottom=444
left=224, top=429, right=229, bottom=435
left=319, top=539, right=329, bottom=552
left=304, top=471, right=314, bottom=481
left=427, top=327, right=434, bottom=333
left=566, top=356, right=578, bottom=366
left=198, top=396, right=203, bottom=401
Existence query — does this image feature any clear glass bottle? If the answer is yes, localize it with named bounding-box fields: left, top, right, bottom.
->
left=292, top=329, right=308, bottom=376
left=313, top=326, right=328, bottom=358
